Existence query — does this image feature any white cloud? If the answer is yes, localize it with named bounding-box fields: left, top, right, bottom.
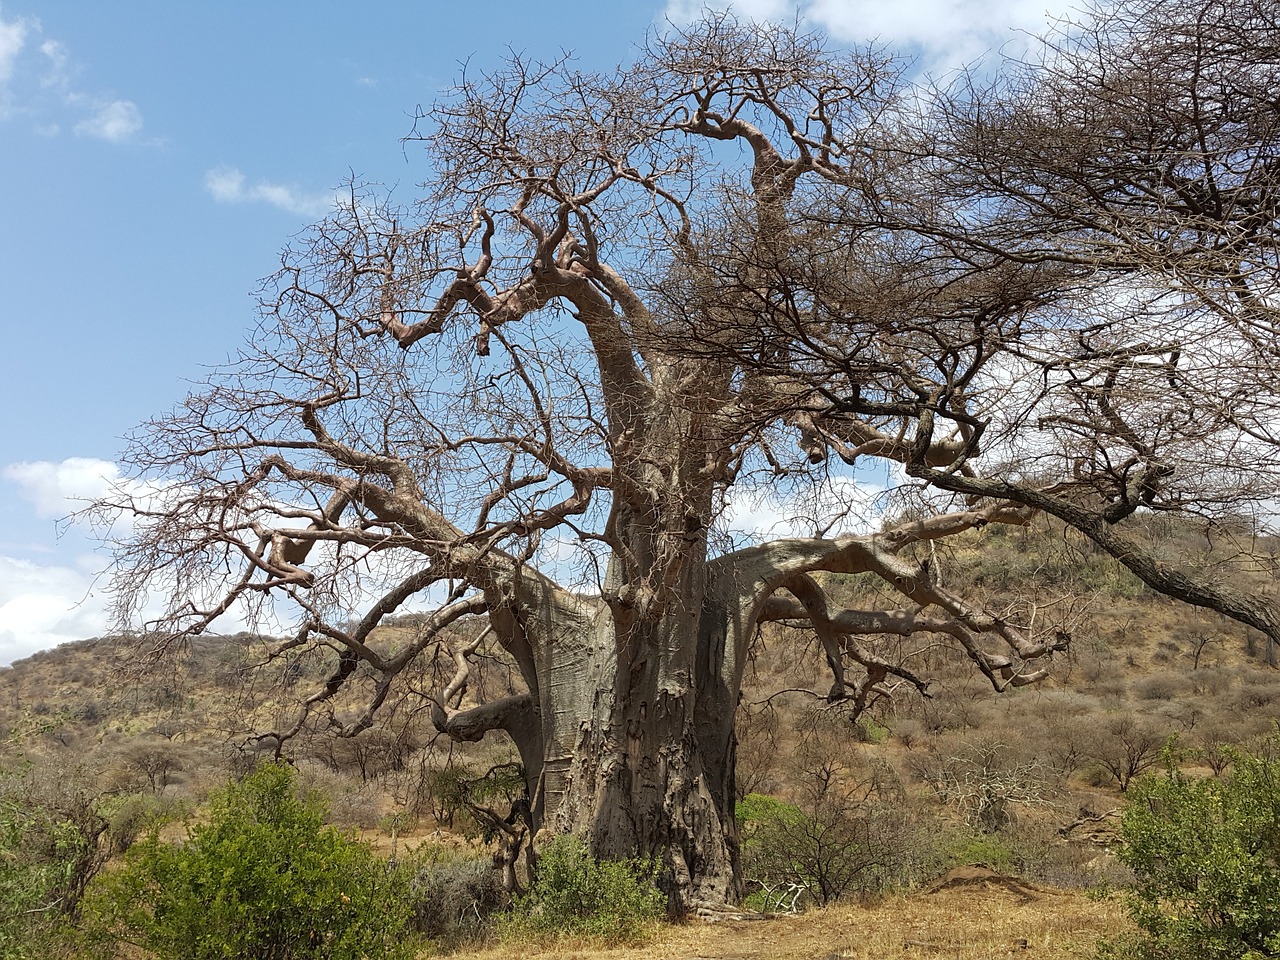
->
left=73, top=97, right=142, bottom=142
left=205, top=164, right=334, bottom=218
left=3, top=457, right=124, bottom=519
left=0, top=457, right=250, bottom=663
left=810, top=0, right=1068, bottom=72
left=723, top=474, right=887, bottom=544
left=661, top=0, right=1083, bottom=76
left=0, top=15, right=144, bottom=141
left=0, top=10, right=27, bottom=85
left=0, top=554, right=106, bottom=665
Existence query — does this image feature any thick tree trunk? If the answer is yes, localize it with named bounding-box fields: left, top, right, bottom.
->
left=507, top=532, right=894, bottom=911
left=524, top=561, right=744, bottom=912
left=454, top=524, right=1035, bottom=912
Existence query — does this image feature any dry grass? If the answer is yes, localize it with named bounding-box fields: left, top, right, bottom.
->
left=440, top=884, right=1129, bottom=960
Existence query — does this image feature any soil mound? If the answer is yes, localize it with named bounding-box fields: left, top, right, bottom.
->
left=926, top=865, right=1041, bottom=901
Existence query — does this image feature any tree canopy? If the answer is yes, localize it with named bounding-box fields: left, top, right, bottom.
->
left=95, top=0, right=1280, bottom=911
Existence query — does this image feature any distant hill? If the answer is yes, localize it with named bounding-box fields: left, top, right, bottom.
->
left=3, top=517, right=1278, bottom=877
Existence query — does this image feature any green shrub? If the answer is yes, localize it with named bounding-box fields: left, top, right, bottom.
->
left=853, top=716, right=889, bottom=744
left=98, top=792, right=185, bottom=856
left=0, top=798, right=88, bottom=958
left=0, top=762, right=107, bottom=959
left=736, top=793, right=811, bottom=911
left=941, top=831, right=1021, bottom=874
left=1109, top=737, right=1280, bottom=960
left=83, top=761, right=422, bottom=960
left=501, top=835, right=664, bottom=942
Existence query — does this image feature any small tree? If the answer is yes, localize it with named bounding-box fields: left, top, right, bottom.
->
left=86, top=762, right=420, bottom=960
left=1114, top=738, right=1280, bottom=960
left=737, top=725, right=920, bottom=908
left=938, top=738, right=1049, bottom=832
left=1092, top=717, right=1169, bottom=793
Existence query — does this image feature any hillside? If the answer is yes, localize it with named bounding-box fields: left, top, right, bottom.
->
left=5, top=516, right=1279, bottom=798
left=2, top=516, right=1278, bottom=919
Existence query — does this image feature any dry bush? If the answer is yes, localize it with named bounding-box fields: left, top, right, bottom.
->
left=917, top=689, right=985, bottom=735
left=907, top=733, right=1053, bottom=832
left=740, top=733, right=937, bottom=907
left=296, top=761, right=388, bottom=830
left=1230, top=671, right=1280, bottom=710
left=1134, top=672, right=1187, bottom=702
left=1087, top=716, right=1171, bottom=793
left=892, top=717, right=926, bottom=751
left=1091, top=678, right=1131, bottom=707
left=100, top=735, right=189, bottom=795
left=1018, top=711, right=1101, bottom=785
left=1188, top=666, right=1234, bottom=696
left=405, top=848, right=505, bottom=943
left=735, top=705, right=783, bottom=800
left=1194, top=731, right=1238, bottom=777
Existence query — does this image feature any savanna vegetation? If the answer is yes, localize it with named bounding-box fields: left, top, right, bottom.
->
left=4, top=0, right=1280, bottom=954
left=4, top=515, right=1278, bottom=957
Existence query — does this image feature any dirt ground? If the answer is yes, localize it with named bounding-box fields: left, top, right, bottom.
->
left=443, top=876, right=1129, bottom=960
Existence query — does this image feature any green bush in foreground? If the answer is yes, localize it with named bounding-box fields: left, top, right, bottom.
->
left=0, top=761, right=107, bottom=959
left=1107, top=737, right=1280, bottom=960
left=84, top=762, right=422, bottom=960
left=0, top=792, right=89, bottom=958
left=501, top=835, right=664, bottom=942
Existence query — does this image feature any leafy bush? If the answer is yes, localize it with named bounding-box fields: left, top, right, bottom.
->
left=1109, top=738, right=1280, bottom=960
left=84, top=761, right=422, bottom=960
left=0, top=796, right=91, bottom=957
left=501, top=835, right=664, bottom=942
left=940, top=830, right=1022, bottom=874
left=737, top=793, right=811, bottom=911
left=0, top=761, right=107, bottom=959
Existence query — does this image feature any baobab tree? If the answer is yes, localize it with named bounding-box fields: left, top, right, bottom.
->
left=907, top=0, right=1280, bottom=637
left=98, top=1, right=1279, bottom=912
left=702, top=0, right=1280, bottom=639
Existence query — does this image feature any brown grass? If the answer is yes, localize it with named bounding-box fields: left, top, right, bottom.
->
left=440, top=885, right=1129, bottom=960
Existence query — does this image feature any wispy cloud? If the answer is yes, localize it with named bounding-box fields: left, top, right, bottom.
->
left=36, top=36, right=62, bottom=77
left=0, top=9, right=144, bottom=140
left=205, top=164, right=334, bottom=218
left=74, top=97, right=142, bottom=142
left=663, top=0, right=793, bottom=22
left=0, top=11, right=26, bottom=82
left=0, top=7, right=30, bottom=117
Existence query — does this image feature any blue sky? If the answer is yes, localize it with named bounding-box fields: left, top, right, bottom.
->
left=0, top=0, right=1083, bottom=664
